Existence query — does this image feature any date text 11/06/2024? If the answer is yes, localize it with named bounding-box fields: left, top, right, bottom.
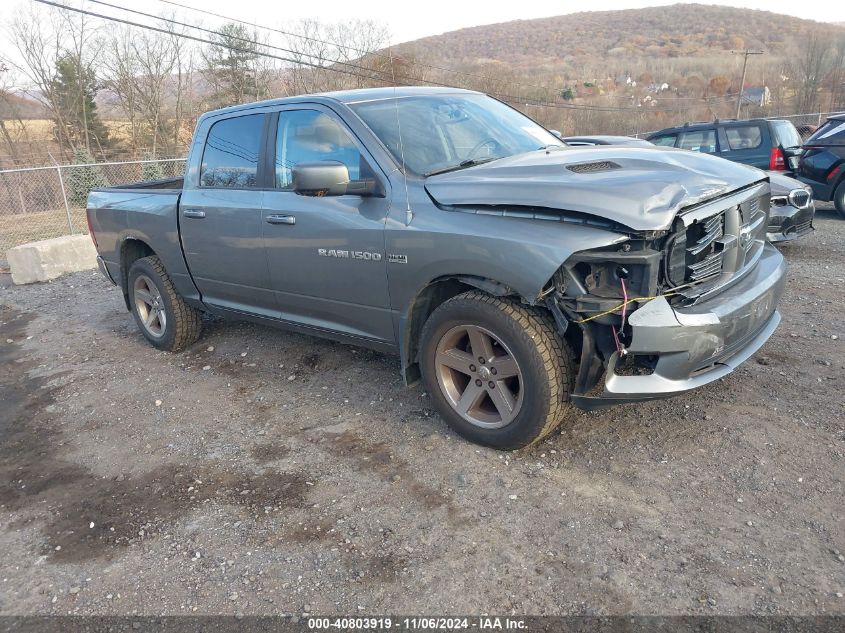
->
left=307, top=616, right=527, bottom=630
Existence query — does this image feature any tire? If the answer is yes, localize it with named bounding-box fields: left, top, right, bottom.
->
left=834, top=180, right=845, bottom=219
left=419, top=291, right=574, bottom=450
left=127, top=255, right=202, bottom=352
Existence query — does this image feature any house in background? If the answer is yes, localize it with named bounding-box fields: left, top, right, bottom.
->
left=740, top=86, right=771, bottom=107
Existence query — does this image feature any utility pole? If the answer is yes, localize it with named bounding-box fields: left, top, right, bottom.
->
left=732, top=50, right=764, bottom=119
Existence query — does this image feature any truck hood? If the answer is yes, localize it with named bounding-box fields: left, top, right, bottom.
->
left=424, top=146, right=767, bottom=232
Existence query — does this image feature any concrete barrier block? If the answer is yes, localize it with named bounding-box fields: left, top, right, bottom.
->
left=7, top=235, right=98, bottom=285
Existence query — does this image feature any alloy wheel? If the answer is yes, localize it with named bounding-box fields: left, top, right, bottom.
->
left=133, top=274, right=167, bottom=338
left=434, top=324, right=524, bottom=429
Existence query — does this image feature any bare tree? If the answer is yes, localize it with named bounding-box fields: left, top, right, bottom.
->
left=285, top=19, right=391, bottom=94
left=201, top=22, right=275, bottom=108
left=8, top=3, right=106, bottom=159
left=793, top=32, right=834, bottom=114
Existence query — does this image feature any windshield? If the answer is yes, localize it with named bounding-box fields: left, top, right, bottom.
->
left=348, top=94, right=563, bottom=176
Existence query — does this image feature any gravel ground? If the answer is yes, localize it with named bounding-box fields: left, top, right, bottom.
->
left=1, top=205, right=843, bottom=617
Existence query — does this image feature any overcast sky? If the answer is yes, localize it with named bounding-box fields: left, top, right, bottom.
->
left=6, top=0, right=844, bottom=49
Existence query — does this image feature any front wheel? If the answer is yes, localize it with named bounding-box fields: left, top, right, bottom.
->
left=834, top=180, right=845, bottom=218
left=419, top=291, right=574, bottom=450
left=127, top=255, right=202, bottom=351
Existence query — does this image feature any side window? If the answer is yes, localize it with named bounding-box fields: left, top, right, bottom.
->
left=650, top=134, right=677, bottom=147
left=200, top=114, right=264, bottom=188
left=724, top=125, right=763, bottom=151
left=678, top=130, right=717, bottom=153
left=275, top=110, right=362, bottom=189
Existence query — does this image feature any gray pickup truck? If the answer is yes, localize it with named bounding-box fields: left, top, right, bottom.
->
left=87, top=87, right=786, bottom=450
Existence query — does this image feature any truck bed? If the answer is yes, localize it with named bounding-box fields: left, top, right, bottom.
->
left=97, top=177, right=184, bottom=192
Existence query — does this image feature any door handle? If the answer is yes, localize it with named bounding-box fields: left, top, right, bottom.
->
left=266, top=214, right=296, bottom=225
left=183, top=209, right=206, bottom=219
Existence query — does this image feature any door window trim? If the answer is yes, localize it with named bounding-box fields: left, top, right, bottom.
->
left=197, top=112, right=273, bottom=191
left=266, top=105, right=387, bottom=195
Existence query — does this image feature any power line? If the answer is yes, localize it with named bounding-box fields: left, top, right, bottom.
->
left=87, top=0, right=401, bottom=82
left=153, top=0, right=746, bottom=107
left=32, top=0, right=728, bottom=114
left=153, top=0, right=561, bottom=100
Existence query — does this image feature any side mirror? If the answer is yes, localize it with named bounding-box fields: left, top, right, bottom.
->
left=292, top=161, right=349, bottom=196
left=549, top=129, right=563, bottom=139
left=291, top=161, right=377, bottom=197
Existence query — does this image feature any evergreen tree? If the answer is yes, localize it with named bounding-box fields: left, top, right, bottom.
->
left=67, top=146, right=109, bottom=207
left=50, top=53, right=110, bottom=155
left=141, top=152, right=165, bottom=182
left=202, top=23, right=269, bottom=107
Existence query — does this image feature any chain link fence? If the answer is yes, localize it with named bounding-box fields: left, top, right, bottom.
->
left=0, top=158, right=186, bottom=259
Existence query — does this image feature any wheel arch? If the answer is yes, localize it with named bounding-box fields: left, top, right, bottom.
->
left=119, top=237, right=156, bottom=310
left=400, top=274, right=530, bottom=384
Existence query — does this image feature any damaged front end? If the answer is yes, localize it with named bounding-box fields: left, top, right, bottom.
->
left=544, top=180, right=787, bottom=409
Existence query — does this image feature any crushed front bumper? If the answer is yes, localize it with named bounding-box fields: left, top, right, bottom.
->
left=572, top=242, right=786, bottom=410
left=767, top=201, right=815, bottom=243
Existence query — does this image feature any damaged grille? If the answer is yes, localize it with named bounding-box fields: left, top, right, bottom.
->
left=667, top=211, right=726, bottom=285
left=666, top=190, right=769, bottom=289
left=566, top=161, right=621, bottom=174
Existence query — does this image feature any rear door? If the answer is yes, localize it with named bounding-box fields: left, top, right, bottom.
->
left=261, top=106, right=394, bottom=344
left=719, top=122, right=768, bottom=168
left=677, top=128, right=718, bottom=155
left=179, top=112, right=278, bottom=317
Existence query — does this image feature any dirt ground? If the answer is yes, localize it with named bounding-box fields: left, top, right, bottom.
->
left=1, top=206, right=843, bottom=617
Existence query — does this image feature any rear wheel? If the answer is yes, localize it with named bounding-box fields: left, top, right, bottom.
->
left=128, top=255, right=202, bottom=351
left=419, top=291, right=574, bottom=450
left=834, top=180, right=845, bottom=218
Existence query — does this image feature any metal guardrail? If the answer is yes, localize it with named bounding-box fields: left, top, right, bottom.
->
left=0, top=157, right=186, bottom=257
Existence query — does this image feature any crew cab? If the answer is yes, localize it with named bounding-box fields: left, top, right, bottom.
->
left=87, top=87, right=786, bottom=450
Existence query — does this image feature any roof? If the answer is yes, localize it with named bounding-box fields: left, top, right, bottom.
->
left=647, top=117, right=792, bottom=137
left=200, top=86, right=479, bottom=119
left=318, top=86, right=477, bottom=103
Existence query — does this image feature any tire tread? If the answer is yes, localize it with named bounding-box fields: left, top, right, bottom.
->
left=421, top=290, right=574, bottom=449
left=132, top=255, right=201, bottom=352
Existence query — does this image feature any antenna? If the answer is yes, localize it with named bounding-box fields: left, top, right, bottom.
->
left=388, top=46, right=413, bottom=226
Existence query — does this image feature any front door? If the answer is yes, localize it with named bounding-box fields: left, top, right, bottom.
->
left=180, top=112, right=278, bottom=317
left=261, top=107, right=394, bottom=344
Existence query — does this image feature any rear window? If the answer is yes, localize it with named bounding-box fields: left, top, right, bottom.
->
left=807, top=118, right=845, bottom=145
left=770, top=121, right=802, bottom=149
left=200, top=114, right=265, bottom=188
left=724, top=125, right=762, bottom=151
left=678, top=129, right=716, bottom=153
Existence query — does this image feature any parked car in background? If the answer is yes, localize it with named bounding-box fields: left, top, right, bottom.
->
left=767, top=171, right=814, bottom=243
left=647, top=118, right=803, bottom=172
left=562, top=135, right=653, bottom=147
left=795, top=114, right=845, bottom=217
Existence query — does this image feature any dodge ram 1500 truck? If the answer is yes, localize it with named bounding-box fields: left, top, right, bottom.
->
left=87, top=87, right=786, bottom=450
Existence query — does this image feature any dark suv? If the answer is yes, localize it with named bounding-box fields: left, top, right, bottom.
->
left=796, top=114, right=845, bottom=216
left=647, top=118, right=803, bottom=172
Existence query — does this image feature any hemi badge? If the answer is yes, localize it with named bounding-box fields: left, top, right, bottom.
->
left=387, top=254, right=408, bottom=264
